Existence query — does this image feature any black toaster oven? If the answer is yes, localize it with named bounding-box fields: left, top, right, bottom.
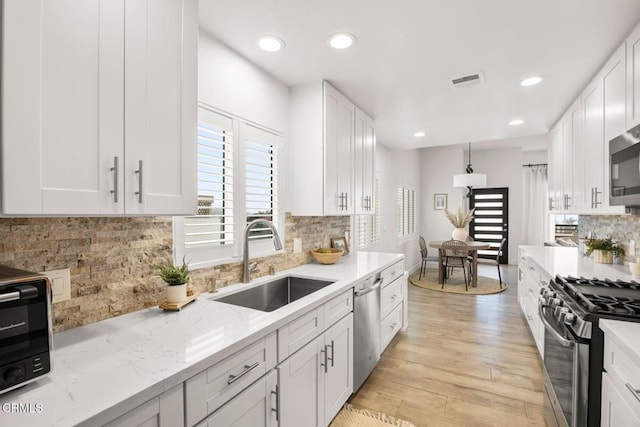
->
left=0, top=266, right=52, bottom=394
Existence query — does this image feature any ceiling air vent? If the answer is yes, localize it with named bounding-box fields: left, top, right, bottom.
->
left=450, top=72, right=485, bottom=88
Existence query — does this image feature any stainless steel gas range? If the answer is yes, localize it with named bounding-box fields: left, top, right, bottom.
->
left=539, top=275, right=640, bottom=427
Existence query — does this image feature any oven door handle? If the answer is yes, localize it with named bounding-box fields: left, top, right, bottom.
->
left=538, top=300, right=575, bottom=348
left=0, top=291, right=20, bottom=303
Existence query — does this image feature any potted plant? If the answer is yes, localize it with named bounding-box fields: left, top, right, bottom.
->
left=584, top=237, right=625, bottom=264
left=156, top=257, right=190, bottom=303
left=444, top=207, right=475, bottom=241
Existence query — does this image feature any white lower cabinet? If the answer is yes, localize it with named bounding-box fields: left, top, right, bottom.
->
left=602, top=331, right=640, bottom=426
left=322, top=313, right=354, bottom=423
left=277, top=312, right=354, bottom=427
left=379, top=260, right=405, bottom=353
left=277, top=334, right=325, bottom=427
left=517, top=250, right=545, bottom=358
left=104, top=384, right=184, bottom=427
left=196, top=371, right=278, bottom=427
left=185, top=333, right=277, bottom=426
left=601, top=372, right=640, bottom=427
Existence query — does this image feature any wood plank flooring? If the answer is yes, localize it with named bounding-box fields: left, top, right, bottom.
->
left=348, top=264, right=555, bottom=427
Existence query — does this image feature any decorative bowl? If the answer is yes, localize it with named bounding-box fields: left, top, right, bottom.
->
left=311, top=248, right=344, bottom=265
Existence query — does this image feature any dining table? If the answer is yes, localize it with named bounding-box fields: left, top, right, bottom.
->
left=428, top=240, right=490, bottom=288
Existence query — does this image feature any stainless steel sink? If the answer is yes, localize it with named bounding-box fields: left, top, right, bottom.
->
left=214, top=276, right=335, bottom=312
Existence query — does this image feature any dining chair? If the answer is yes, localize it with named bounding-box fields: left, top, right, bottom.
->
left=441, top=239, right=470, bottom=291
left=419, top=236, right=428, bottom=279
left=470, top=238, right=506, bottom=288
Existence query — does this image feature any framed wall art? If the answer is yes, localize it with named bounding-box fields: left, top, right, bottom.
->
left=434, top=193, right=447, bottom=210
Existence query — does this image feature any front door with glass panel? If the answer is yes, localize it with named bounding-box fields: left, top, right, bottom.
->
left=469, top=187, right=508, bottom=264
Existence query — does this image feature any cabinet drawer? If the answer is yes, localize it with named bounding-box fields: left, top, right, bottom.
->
left=381, top=260, right=403, bottom=288
left=324, top=289, right=353, bottom=328
left=105, top=384, right=183, bottom=427
left=604, top=335, right=640, bottom=394
left=185, top=333, right=277, bottom=427
left=381, top=279, right=403, bottom=320
left=278, top=306, right=325, bottom=361
left=196, top=371, right=277, bottom=427
left=380, top=304, right=403, bottom=353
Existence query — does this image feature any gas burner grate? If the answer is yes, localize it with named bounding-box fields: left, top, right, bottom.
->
left=561, top=276, right=640, bottom=290
left=577, top=293, right=640, bottom=316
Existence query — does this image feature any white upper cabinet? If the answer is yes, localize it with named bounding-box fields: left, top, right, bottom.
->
left=290, top=81, right=374, bottom=216
left=2, top=0, right=125, bottom=215
left=627, top=23, right=640, bottom=129
left=548, top=25, right=632, bottom=215
left=583, top=77, right=606, bottom=210
left=1, top=0, right=197, bottom=215
left=547, top=125, right=563, bottom=212
left=324, top=83, right=355, bottom=215
left=354, top=110, right=376, bottom=215
left=124, top=0, right=197, bottom=215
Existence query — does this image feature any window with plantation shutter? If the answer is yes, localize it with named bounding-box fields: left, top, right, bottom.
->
left=175, top=108, right=236, bottom=265
left=244, top=125, right=279, bottom=244
left=397, top=186, right=416, bottom=237
left=355, top=177, right=379, bottom=249
left=174, top=106, right=283, bottom=268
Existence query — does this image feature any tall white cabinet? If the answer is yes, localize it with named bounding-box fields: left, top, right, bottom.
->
left=548, top=37, right=628, bottom=214
left=1, top=0, right=197, bottom=215
left=290, top=81, right=375, bottom=216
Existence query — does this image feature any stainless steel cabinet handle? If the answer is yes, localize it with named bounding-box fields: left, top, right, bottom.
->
left=326, top=340, right=335, bottom=367
left=345, top=192, right=348, bottom=210
left=110, top=156, right=119, bottom=203
left=271, top=384, right=280, bottom=421
left=227, top=362, right=260, bottom=384
left=548, top=197, right=553, bottom=210
left=321, top=346, right=328, bottom=373
left=134, top=160, right=143, bottom=204
left=594, top=187, right=602, bottom=207
left=626, top=383, right=640, bottom=404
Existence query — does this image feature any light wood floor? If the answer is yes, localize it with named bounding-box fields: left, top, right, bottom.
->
left=349, top=264, right=554, bottom=427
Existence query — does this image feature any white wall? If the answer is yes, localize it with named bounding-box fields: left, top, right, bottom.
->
left=419, top=145, right=466, bottom=247
left=367, top=145, right=422, bottom=271
left=198, top=31, right=289, bottom=133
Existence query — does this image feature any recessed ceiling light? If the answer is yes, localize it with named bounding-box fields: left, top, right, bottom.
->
left=413, top=131, right=426, bottom=137
left=520, top=76, right=543, bottom=87
left=328, top=33, right=357, bottom=49
left=509, top=119, right=524, bottom=126
left=257, top=36, right=285, bottom=52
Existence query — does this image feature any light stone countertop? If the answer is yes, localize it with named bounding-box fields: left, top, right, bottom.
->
left=519, top=245, right=635, bottom=281
left=0, top=251, right=403, bottom=427
left=600, top=319, right=640, bottom=365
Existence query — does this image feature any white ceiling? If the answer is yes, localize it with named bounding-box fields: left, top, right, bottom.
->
left=199, top=0, right=640, bottom=151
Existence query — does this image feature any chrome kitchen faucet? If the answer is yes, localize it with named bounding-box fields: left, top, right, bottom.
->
left=242, top=219, right=283, bottom=283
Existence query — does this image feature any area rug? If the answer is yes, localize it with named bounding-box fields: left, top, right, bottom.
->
left=329, top=404, right=416, bottom=427
left=410, top=268, right=507, bottom=295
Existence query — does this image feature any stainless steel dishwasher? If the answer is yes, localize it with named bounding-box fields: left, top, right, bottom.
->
left=353, top=273, right=382, bottom=391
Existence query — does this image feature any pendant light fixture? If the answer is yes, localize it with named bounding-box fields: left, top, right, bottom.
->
left=453, top=142, right=486, bottom=197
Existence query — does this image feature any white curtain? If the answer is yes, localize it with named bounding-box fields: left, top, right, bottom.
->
left=522, top=165, right=548, bottom=246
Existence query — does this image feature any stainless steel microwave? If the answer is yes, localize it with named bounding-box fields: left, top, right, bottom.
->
left=610, top=123, right=640, bottom=206
left=0, top=266, right=52, bottom=395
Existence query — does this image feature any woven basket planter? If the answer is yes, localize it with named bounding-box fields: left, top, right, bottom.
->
left=593, top=249, right=614, bottom=264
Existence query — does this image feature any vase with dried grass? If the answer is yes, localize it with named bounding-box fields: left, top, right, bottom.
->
left=444, top=207, right=475, bottom=241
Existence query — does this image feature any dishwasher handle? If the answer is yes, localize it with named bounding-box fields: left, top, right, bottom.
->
left=354, top=278, right=383, bottom=297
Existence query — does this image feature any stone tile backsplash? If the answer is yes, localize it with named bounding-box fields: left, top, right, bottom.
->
left=0, top=214, right=350, bottom=332
left=578, top=215, right=640, bottom=260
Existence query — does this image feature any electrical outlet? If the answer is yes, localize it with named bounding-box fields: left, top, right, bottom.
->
left=42, top=268, right=71, bottom=303
left=293, top=238, right=302, bottom=253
